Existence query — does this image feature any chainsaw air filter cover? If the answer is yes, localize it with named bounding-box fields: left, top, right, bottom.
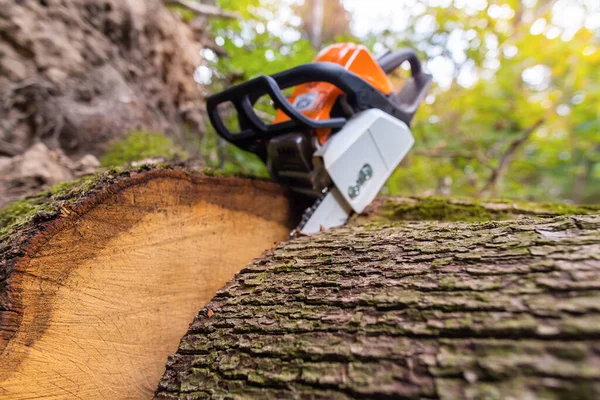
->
left=313, top=109, right=414, bottom=214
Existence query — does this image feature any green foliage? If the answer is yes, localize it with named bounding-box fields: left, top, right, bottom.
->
left=367, top=0, right=599, bottom=204
left=100, top=131, right=187, bottom=167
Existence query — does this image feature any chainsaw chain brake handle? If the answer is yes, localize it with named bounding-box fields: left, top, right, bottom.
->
left=207, top=48, right=432, bottom=156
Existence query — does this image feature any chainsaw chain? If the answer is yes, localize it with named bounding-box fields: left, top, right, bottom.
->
left=289, top=187, right=330, bottom=240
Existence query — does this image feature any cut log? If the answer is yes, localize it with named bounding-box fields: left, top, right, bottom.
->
left=157, top=200, right=600, bottom=399
left=0, top=167, right=296, bottom=399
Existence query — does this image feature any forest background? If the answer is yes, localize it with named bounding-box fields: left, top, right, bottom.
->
left=194, top=0, right=599, bottom=204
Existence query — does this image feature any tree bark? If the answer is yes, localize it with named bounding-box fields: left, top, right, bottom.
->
left=156, top=203, right=600, bottom=399
left=0, top=167, right=297, bottom=399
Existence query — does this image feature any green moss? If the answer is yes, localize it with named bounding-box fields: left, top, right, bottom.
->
left=431, top=257, right=453, bottom=267
left=501, top=200, right=600, bottom=215
left=100, top=131, right=187, bottom=167
left=243, top=272, right=267, bottom=287
left=378, top=197, right=600, bottom=223
left=199, top=167, right=238, bottom=178
left=0, top=167, right=133, bottom=239
left=383, top=197, right=493, bottom=222
left=0, top=201, right=38, bottom=234
left=247, top=372, right=266, bottom=385
left=0, top=165, right=261, bottom=245
left=0, top=174, right=100, bottom=237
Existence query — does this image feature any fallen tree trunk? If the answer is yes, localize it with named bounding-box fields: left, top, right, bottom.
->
left=0, top=167, right=296, bottom=399
left=157, top=200, right=600, bottom=399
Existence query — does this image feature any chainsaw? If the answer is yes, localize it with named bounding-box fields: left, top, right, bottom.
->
left=207, top=43, right=432, bottom=235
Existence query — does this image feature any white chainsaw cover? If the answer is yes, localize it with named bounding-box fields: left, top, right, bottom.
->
left=313, top=109, right=414, bottom=213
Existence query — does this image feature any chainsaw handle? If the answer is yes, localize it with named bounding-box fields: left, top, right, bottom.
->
left=269, top=62, right=372, bottom=97
left=377, top=48, right=423, bottom=75
left=271, top=61, right=431, bottom=125
left=378, top=48, right=433, bottom=119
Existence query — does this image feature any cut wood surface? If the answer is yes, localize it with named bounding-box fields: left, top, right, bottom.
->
left=157, top=202, right=600, bottom=399
left=0, top=168, right=296, bottom=399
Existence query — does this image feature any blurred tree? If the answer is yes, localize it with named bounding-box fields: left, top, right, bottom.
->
left=292, top=0, right=353, bottom=48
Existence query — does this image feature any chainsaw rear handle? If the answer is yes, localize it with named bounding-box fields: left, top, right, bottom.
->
left=377, top=48, right=433, bottom=115
left=207, top=56, right=431, bottom=153
left=378, top=48, right=424, bottom=75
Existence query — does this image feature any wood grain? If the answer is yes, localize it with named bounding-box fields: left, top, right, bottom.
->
left=0, top=170, right=295, bottom=399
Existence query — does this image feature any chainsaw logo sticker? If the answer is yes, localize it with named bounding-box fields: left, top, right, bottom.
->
left=293, top=92, right=319, bottom=111
left=348, top=164, right=373, bottom=199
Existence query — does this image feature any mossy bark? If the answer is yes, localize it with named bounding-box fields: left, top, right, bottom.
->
left=0, top=164, right=262, bottom=239
left=157, top=212, right=600, bottom=399
left=355, top=196, right=600, bottom=225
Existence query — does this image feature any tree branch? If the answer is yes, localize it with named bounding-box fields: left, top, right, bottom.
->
left=479, top=117, right=546, bottom=197
left=164, top=0, right=240, bottom=19
left=414, top=149, right=492, bottom=169
left=573, top=145, right=599, bottom=203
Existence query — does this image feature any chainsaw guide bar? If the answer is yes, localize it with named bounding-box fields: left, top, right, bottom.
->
left=290, top=187, right=352, bottom=239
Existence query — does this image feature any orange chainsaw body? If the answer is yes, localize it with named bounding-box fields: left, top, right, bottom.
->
left=273, top=43, right=394, bottom=145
